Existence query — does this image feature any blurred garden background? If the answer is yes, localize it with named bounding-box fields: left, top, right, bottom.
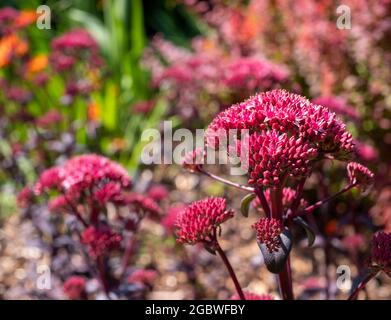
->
left=0, top=0, right=391, bottom=300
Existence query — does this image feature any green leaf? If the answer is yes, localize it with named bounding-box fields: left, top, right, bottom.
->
left=240, top=193, right=256, bottom=217
left=293, top=216, right=316, bottom=247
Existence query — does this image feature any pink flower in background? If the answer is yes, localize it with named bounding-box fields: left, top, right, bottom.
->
left=81, top=225, right=122, bottom=259
left=52, top=28, right=98, bottom=52
left=123, top=193, right=161, bottom=218
left=127, top=269, right=158, bottom=287
left=16, top=187, right=34, bottom=208
left=162, top=204, right=186, bottom=234
left=147, top=184, right=169, bottom=202
left=312, top=96, right=360, bottom=121
left=231, top=291, right=274, bottom=300
left=63, top=276, right=87, bottom=300
left=34, top=154, right=131, bottom=207
left=35, top=110, right=63, bottom=129
left=176, top=197, right=234, bottom=245
left=223, top=56, right=288, bottom=92
left=355, top=141, right=379, bottom=162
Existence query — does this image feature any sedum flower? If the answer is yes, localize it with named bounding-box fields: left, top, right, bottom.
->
left=252, top=217, right=283, bottom=253
left=81, top=225, right=122, bottom=259
left=63, top=276, right=87, bottom=300
left=176, top=197, right=234, bottom=245
left=347, top=162, right=374, bottom=191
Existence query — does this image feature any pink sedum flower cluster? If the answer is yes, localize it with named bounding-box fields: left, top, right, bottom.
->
left=347, top=162, right=375, bottom=191
left=206, top=89, right=355, bottom=187
left=34, top=154, right=131, bottom=211
left=176, top=197, right=234, bottom=245
left=81, top=225, right=122, bottom=259
left=252, top=217, right=283, bottom=253
left=63, top=276, right=87, bottom=300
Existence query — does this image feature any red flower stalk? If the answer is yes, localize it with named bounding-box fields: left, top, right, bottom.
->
left=231, top=291, right=274, bottom=300
left=63, top=276, right=87, bottom=300
left=252, top=218, right=283, bottom=253
left=81, top=225, right=122, bottom=259
left=175, top=197, right=234, bottom=245
left=254, top=187, right=307, bottom=213
left=347, top=162, right=374, bottom=191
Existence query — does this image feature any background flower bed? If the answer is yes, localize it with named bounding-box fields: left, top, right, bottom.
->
left=0, top=0, right=391, bottom=300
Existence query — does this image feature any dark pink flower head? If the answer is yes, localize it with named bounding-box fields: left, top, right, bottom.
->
left=252, top=218, right=282, bottom=253
left=6, top=86, right=32, bottom=104
left=34, top=154, right=131, bottom=207
left=355, top=141, right=379, bottom=162
left=223, top=57, right=289, bottom=92
left=0, top=7, right=18, bottom=35
left=342, top=234, right=365, bottom=252
left=182, top=148, right=205, bottom=172
left=254, top=187, right=307, bottom=212
left=52, top=28, right=98, bottom=52
left=162, top=204, right=186, bottom=234
left=124, top=193, right=161, bottom=218
left=17, top=187, right=34, bottom=208
left=176, top=197, right=234, bottom=245
left=63, top=276, right=86, bottom=300
left=50, top=29, right=102, bottom=71
left=231, top=291, right=274, bottom=300
left=347, top=162, right=374, bottom=191
left=36, top=110, right=63, bottom=129
left=81, top=225, right=122, bottom=259
left=371, top=231, right=391, bottom=269
left=147, top=184, right=169, bottom=202
left=312, top=96, right=360, bottom=121
left=127, top=269, right=158, bottom=287
left=247, top=130, right=317, bottom=187
left=206, top=90, right=354, bottom=161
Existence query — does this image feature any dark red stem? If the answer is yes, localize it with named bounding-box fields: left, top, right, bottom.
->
left=348, top=271, right=378, bottom=300
left=254, top=186, right=271, bottom=217
left=198, top=168, right=254, bottom=192
left=270, top=187, right=294, bottom=300
left=215, top=240, right=246, bottom=300
left=303, top=183, right=357, bottom=214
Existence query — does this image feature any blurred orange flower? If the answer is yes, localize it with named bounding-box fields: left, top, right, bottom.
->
left=0, top=34, right=28, bottom=67
left=14, top=10, right=37, bottom=29
left=88, top=101, right=101, bottom=122
left=27, top=54, right=48, bottom=73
